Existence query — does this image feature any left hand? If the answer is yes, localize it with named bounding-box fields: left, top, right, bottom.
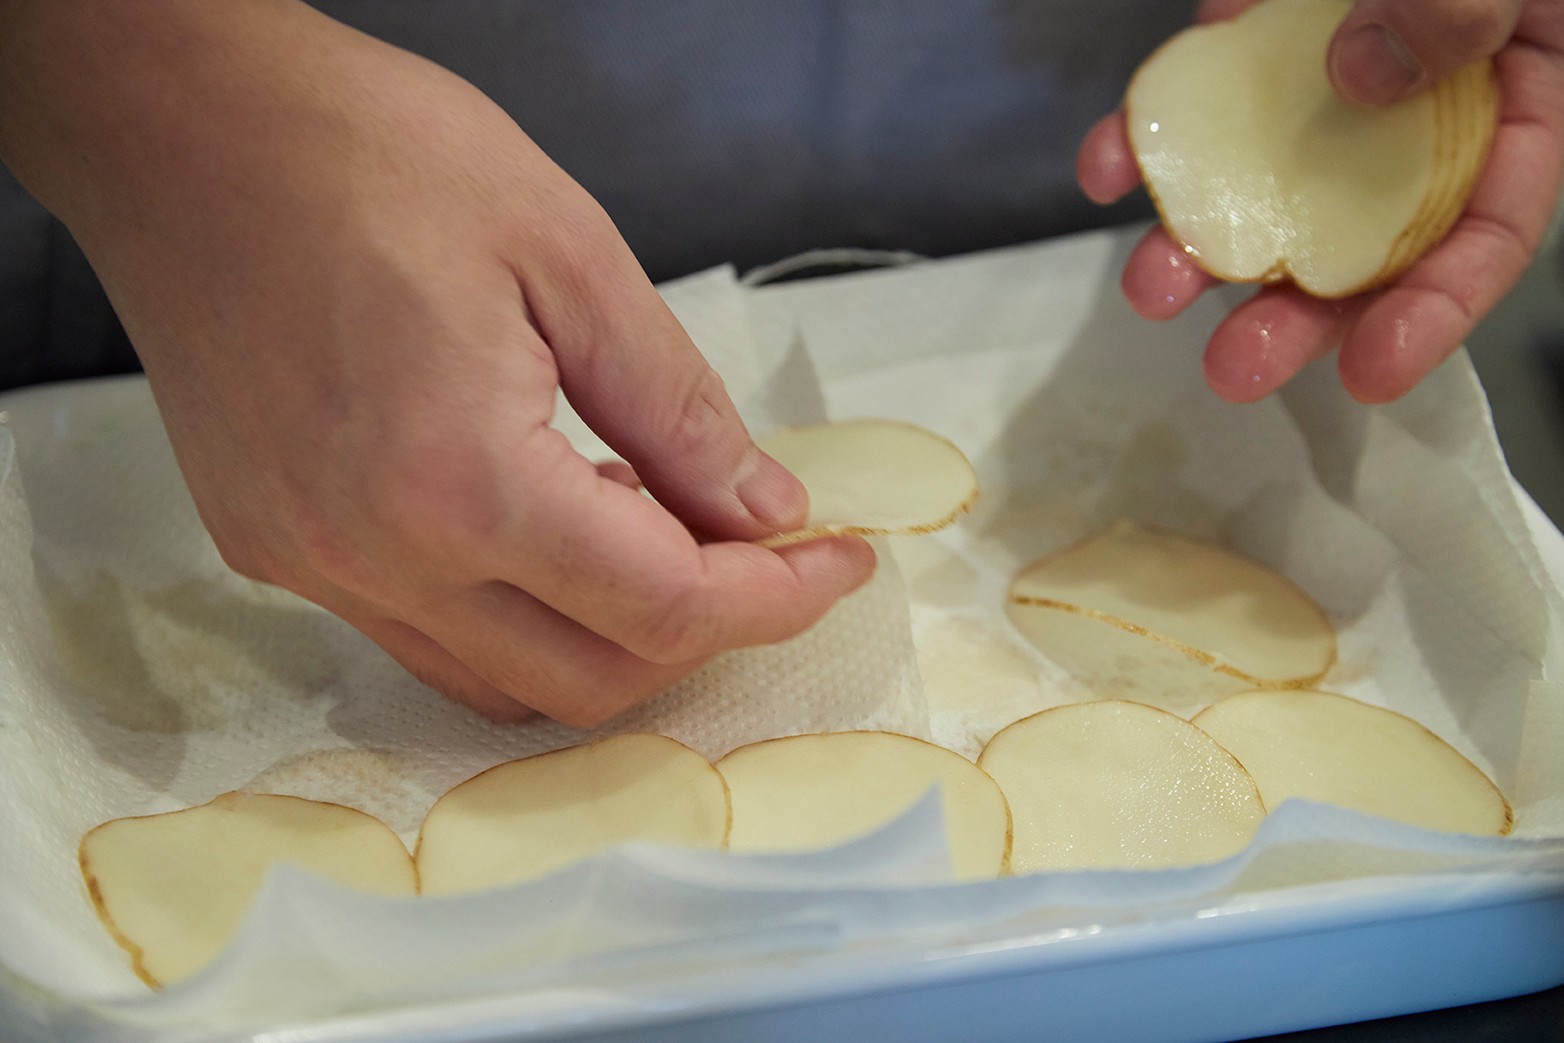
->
left=1076, top=0, right=1564, bottom=404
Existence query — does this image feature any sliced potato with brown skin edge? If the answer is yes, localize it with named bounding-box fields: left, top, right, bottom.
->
left=979, top=700, right=1267, bottom=873
left=757, top=419, right=979, bottom=547
left=1126, top=0, right=1498, bottom=299
left=416, top=733, right=730, bottom=897
left=80, top=791, right=417, bottom=989
left=717, top=731, right=1012, bottom=880
left=1192, top=689, right=1512, bottom=835
left=1007, top=520, right=1335, bottom=713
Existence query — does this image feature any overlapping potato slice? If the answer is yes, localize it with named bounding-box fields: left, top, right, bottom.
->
left=1193, top=690, right=1512, bottom=835
left=979, top=700, right=1266, bottom=872
left=1126, top=0, right=1497, bottom=298
left=716, top=731, right=1011, bottom=879
left=79, top=792, right=417, bottom=988
left=1006, top=521, right=1335, bottom=710
left=416, top=734, right=730, bottom=896
left=757, top=419, right=978, bottom=546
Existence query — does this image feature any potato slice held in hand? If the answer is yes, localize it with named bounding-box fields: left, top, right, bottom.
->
left=416, top=734, right=729, bottom=896
left=717, top=731, right=1011, bottom=880
left=1126, top=0, right=1498, bottom=298
left=80, top=792, right=416, bottom=988
left=1193, top=690, right=1512, bottom=835
left=979, top=700, right=1266, bottom=872
left=1006, top=521, right=1335, bottom=712
left=757, top=419, right=978, bottom=546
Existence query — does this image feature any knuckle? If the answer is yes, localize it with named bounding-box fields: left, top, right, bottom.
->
left=621, top=576, right=723, bottom=664
left=664, top=367, right=738, bottom=461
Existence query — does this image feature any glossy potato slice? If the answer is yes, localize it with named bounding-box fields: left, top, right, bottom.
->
left=979, top=700, right=1266, bottom=872
left=717, top=731, right=1011, bottom=879
left=1126, top=0, right=1497, bottom=298
left=80, top=792, right=416, bottom=988
left=1193, top=689, right=1512, bottom=835
left=416, top=734, right=730, bottom=896
left=757, top=419, right=979, bottom=546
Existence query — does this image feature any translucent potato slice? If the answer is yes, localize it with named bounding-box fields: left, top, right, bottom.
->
left=1006, top=521, right=1335, bottom=712
left=757, top=419, right=978, bottom=546
left=416, top=734, right=729, bottom=897
left=1126, top=0, right=1497, bottom=298
left=1192, top=690, right=1512, bottom=835
left=978, top=700, right=1266, bottom=872
left=79, top=792, right=416, bottom=988
left=716, top=731, right=1011, bottom=880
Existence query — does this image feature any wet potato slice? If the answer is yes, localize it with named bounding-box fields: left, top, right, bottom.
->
left=1126, top=0, right=1497, bottom=298
left=717, top=730, right=1012, bottom=880
left=979, top=700, right=1267, bottom=873
left=415, top=733, right=730, bottom=897
left=80, top=792, right=417, bottom=988
left=1193, top=690, right=1512, bottom=835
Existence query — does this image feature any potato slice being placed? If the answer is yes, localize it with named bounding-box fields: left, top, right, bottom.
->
left=1126, top=0, right=1497, bottom=298
left=1193, top=690, right=1512, bottom=835
left=717, top=731, right=1011, bottom=880
left=757, top=419, right=979, bottom=547
left=1006, top=521, right=1335, bottom=712
left=80, top=792, right=416, bottom=988
left=979, top=700, right=1266, bottom=872
left=416, top=734, right=729, bottom=897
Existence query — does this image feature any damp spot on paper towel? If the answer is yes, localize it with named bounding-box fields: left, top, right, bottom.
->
left=40, top=569, right=338, bottom=733
left=243, top=747, right=425, bottom=836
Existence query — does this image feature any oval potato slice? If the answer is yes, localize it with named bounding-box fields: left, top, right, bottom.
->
left=757, top=419, right=979, bottom=547
left=717, top=731, right=1011, bottom=880
left=80, top=792, right=416, bottom=988
left=979, top=700, right=1266, bottom=872
left=1007, top=521, right=1335, bottom=712
left=1126, top=0, right=1497, bottom=298
left=416, top=733, right=730, bottom=897
left=1192, top=690, right=1512, bottom=835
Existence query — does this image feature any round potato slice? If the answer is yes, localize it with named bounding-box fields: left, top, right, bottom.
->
left=716, top=731, right=1011, bottom=880
left=1126, top=0, right=1497, bottom=298
left=80, top=792, right=416, bottom=988
left=1007, top=521, right=1335, bottom=712
left=979, top=700, right=1266, bottom=872
left=1192, top=690, right=1512, bottom=835
left=416, top=734, right=730, bottom=897
left=757, top=419, right=979, bottom=547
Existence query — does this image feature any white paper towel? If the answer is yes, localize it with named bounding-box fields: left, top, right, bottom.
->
left=2, top=227, right=1563, bottom=1042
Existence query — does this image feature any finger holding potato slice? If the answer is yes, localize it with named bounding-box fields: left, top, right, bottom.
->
left=756, top=420, right=979, bottom=547
left=716, top=731, right=1012, bottom=881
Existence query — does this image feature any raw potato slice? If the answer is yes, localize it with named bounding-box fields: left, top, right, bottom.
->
left=416, top=734, right=729, bottom=897
left=979, top=700, right=1266, bottom=872
left=757, top=419, right=978, bottom=547
left=1126, top=0, right=1498, bottom=298
left=1193, top=690, right=1512, bottom=835
left=80, top=792, right=416, bottom=988
left=1007, top=521, right=1335, bottom=712
left=717, top=731, right=1011, bottom=880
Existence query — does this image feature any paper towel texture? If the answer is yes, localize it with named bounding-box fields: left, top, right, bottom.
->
left=2, top=230, right=1562, bottom=1041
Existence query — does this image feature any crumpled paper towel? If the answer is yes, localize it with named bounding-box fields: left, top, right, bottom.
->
left=2, top=226, right=1563, bottom=1042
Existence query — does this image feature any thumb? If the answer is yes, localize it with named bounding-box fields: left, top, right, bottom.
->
left=1327, top=0, right=1524, bottom=106
left=525, top=212, right=807, bottom=542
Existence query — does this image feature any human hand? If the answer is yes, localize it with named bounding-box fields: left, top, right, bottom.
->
left=0, top=0, right=875, bottom=726
left=1076, top=0, right=1564, bottom=403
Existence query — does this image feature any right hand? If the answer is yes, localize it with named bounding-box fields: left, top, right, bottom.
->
left=0, top=0, right=876, bottom=726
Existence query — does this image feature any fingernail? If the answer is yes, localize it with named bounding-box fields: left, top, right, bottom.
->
left=736, top=448, right=808, bottom=530
left=1331, top=24, right=1423, bottom=106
